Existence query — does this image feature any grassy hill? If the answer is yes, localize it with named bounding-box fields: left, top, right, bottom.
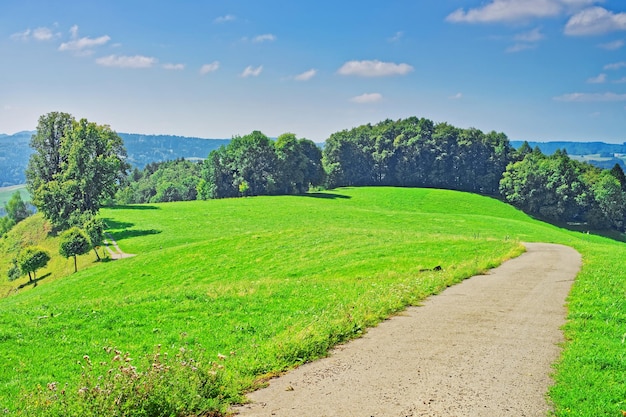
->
left=0, top=187, right=624, bottom=416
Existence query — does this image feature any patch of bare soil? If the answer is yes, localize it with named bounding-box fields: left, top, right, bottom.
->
left=233, top=243, right=581, bottom=417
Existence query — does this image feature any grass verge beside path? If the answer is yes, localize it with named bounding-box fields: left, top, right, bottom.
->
left=0, top=187, right=624, bottom=416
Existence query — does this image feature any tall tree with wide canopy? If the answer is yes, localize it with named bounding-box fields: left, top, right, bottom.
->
left=26, top=112, right=128, bottom=230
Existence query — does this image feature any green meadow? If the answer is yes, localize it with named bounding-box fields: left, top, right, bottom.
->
left=0, top=187, right=624, bottom=416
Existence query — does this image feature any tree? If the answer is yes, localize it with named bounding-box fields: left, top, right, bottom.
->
left=1, top=192, right=32, bottom=236
left=17, top=247, right=51, bottom=282
left=27, top=112, right=129, bottom=230
left=5, top=191, right=31, bottom=224
left=59, top=227, right=91, bottom=273
left=84, top=217, right=106, bottom=261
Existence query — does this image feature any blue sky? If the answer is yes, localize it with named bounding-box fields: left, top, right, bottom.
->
left=1, top=0, right=625, bottom=143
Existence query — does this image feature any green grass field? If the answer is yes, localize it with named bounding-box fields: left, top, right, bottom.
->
left=0, top=187, right=624, bottom=416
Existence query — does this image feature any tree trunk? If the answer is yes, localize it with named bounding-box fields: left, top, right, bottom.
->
left=93, top=247, right=101, bottom=261
left=73, top=255, right=77, bottom=273
left=28, top=271, right=32, bottom=282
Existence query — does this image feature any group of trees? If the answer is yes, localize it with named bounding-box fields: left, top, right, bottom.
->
left=197, top=131, right=324, bottom=199
left=115, top=159, right=202, bottom=204
left=323, top=117, right=512, bottom=196
left=500, top=145, right=626, bottom=230
left=7, top=112, right=126, bottom=283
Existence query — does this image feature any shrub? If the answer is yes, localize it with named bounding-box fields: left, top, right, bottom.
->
left=19, top=346, right=236, bottom=417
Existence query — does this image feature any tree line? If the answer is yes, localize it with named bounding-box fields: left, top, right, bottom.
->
left=18, top=112, right=626, bottom=247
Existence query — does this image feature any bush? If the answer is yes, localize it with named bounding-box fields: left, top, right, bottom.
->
left=19, top=346, right=236, bottom=417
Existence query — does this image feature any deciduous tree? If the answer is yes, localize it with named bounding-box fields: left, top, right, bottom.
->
left=17, top=247, right=51, bottom=282
left=27, top=112, right=128, bottom=230
left=59, top=227, right=91, bottom=273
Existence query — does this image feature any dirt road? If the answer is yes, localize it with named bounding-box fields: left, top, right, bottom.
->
left=233, top=243, right=581, bottom=417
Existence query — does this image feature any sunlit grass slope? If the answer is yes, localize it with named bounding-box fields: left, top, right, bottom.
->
left=0, top=187, right=624, bottom=416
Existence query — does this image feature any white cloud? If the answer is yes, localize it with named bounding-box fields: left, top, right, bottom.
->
left=446, top=0, right=596, bottom=24
left=614, top=77, right=626, bottom=83
left=350, top=93, right=383, bottom=104
left=59, top=25, right=110, bottom=54
left=163, top=63, right=185, bottom=70
left=598, top=40, right=625, bottom=50
left=604, top=61, right=626, bottom=70
left=295, top=69, right=317, bottom=81
left=554, top=92, right=626, bottom=102
left=450, top=92, right=463, bottom=100
left=214, top=14, right=236, bottom=23
left=565, top=7, right=626, bottom=36
left=337, top=60, right=413, bottom=77
left=11, top=26, right=59, bottom=41
left=96, top=55, right=157, bottom=68
left=252, top=34, right=276, bottom=43
left=241, top=65, right=263, bottom=78
left=33, top=27, right=57, bottom=41
left=199, top=61, right=220, bottom=75
left=587, top=73, right=607, bottom=83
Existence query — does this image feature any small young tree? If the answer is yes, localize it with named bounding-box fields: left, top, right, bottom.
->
left=7, top=258, right=21, bottom=282
left=5, top=191, right=32, bottom=224
left=17, top=247, right=51, bottom=282
left=59, top=227, right=91, bottom=273
left=84, top=217, right=105, bottom=261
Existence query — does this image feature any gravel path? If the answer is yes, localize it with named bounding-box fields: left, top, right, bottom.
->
left=233, top=243, right=581, bottom=417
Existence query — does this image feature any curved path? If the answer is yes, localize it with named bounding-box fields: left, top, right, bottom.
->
left=233, top=243, right=581, bottom=417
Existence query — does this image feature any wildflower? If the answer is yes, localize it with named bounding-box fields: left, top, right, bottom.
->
left=217, top=353, right=226, bottom=361
left=47, top=382, right=57, bottom=391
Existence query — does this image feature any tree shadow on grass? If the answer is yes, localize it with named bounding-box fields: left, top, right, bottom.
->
left=17, top=272, right=51, bottom=289
left=106, top=205, right=160, bottom=211
left=101, top=218, right=134, bottom=230
left=108, top=228, right=161, bottom=242
left=300, top=192, right=351, bottom=200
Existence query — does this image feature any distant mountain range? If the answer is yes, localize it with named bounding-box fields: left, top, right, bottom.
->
left=2, top=132, right=625, bottom=188
left=0, top=131, right=230, bottom=187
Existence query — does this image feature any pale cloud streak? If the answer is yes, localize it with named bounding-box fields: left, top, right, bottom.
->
left=294, top=69, right=317, bottom=81
left=565, top=7, right=626, bottom=35
left=587, top=73, right=607, bottom=83
left=11, top=26, right=59, bottom=41
left=338, top=60, right=413, bottom=77
left=598, top=40, right=624, bottom=50
left=59, top=25, right=110, bottom=55
left=241, top=65, right=263, bottom=78
left=96, top=55, right=157, bottom=68
left=252, top=34, right=276, bottom=43
left=388, top=31, right=404, bottom=42
left=515, top=27, right=545, bottom=42
left=350, top=93, right=383, bottom=104
left=554, top=92, right=626, bottom=102
left=450, top=92, right=463, bottom=100
left=199, top=61, right=220, bottom=75
left=214, top=14, right=236, bottom=23
left=163, top=63, right=185, bottom=70
left=604, top=61, right=626, bottom=70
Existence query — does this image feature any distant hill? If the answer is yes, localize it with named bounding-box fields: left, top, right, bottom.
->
left=0, top=131, right=230, bottom=187
left=511, top=140, right=626, bottom=170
